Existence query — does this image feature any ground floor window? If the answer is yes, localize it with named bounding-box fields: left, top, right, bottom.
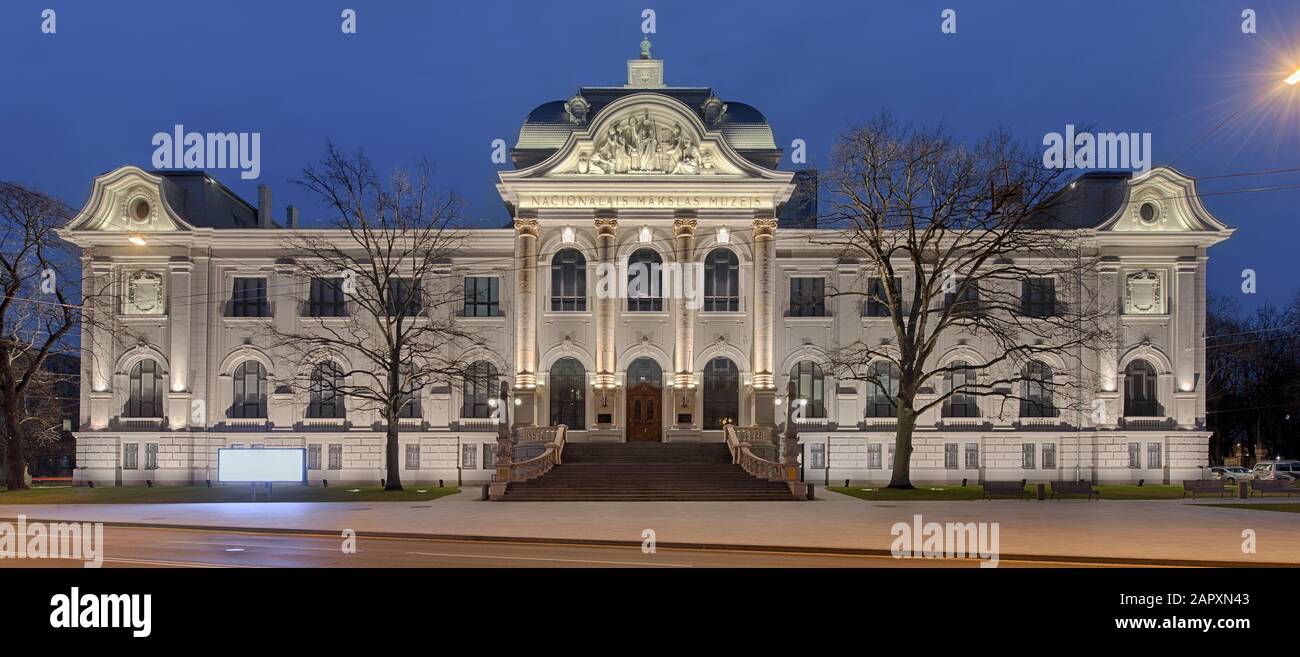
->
left=482, top=444, right=496, bottom=469
left=307, top=444, right=321, bottom=470
left=868, top=443, right=882, bottom=469
left=549, top=357, right=586, bottom=430
left=944, top=443, right=958, bottom=469
left=808, top=443, right=826, bottom=469
left=1022, top=443, right=1036, bottom=469
left=462, top=444, right=477, bottom=469
left=1127, top=442, right=1141, bottom=468
left=1042, top=443, right=1057, bottom=469
left=145, top=443, right=158, bottom=470
left=1147, top=442, right=1162, bottom=469
left=328, top=444, right=343, bottom=470
left=702, top=357, right=739, bottom=429
left=405, top=444, right=421, bottom=470
left=965, top=443, right=979, bottom=469
left=123, top=443, right=138, bottom=470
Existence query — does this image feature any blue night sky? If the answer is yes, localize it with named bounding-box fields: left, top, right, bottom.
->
left=2, top=0, right=1298, bottom=308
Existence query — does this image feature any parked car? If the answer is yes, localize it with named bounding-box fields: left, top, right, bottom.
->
left=1210, top=466, right=1253, bottom=483
left=1249, top=460, right=1300, bottom=481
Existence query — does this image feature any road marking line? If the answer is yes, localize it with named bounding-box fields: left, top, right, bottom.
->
left=403, top=551, right=693, bottom=567
left=163, top=539, right=344, bottom=552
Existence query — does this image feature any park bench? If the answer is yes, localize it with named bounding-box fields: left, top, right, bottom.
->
left=1051, top=480, right=1099, bottom=500
left=983, top=480, right=1028, bottom=500
left=1182, top=479, right=1228, bottom=499
left=1250, top=479, right=1297, bottom=498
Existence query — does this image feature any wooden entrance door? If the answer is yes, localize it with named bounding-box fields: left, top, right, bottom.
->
left=626, top=383, right=662, bottom=442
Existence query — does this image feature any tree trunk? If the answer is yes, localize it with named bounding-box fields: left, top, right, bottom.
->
left=384, top=421, right=403, bottom=491
left=887, top=405, right=917, bottom=489
left=3, top=417, right=29, bottom=490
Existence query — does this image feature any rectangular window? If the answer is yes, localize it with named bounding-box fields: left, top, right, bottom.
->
left=306, top=277, right=347, bottom=317
left=944, top=280, right=980, bottom=315
left=965, top=443, right=979, bottom=469
left=888, top=444, right=896, bottom=469
left=307, top=444, right=321, bottom=470
left=123, top=443, right=138, bottom=470
left=387, top=278, right=422, bottom=316
left=809, top=443, right=826, bottom=469
left=865, top=277, right=901, bottom=317
left=482, top=443, right=496, bottom=470
left=229, top=277, right=270, bottom=317
left=461, top=444, right=477, bottom=469
left=405, top=444, right=421, bottom=470
left=788, top=277, right=827, bottom=317
left=1021, top=278, right=1057, bottom=317
left=145, top=443, right=158, bottom=470
left=328, top=443, right=343, bottom=470
left=462, top=276, right=502, bottom=317
left=1128, top=442, right=1141, bottom=469
left=1042, top=443, right=1057, bottom=470
left=1022, top=443, right=1036, bottom=469
left=1147, top=442, right=1162, bottom=469
left=868, top=443, right=882, bottom=469
left=944, top=443, right=958, bottom=469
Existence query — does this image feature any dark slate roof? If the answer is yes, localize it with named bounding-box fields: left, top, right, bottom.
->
left=1027, top=171, right=1131, bottom=229
left=152, top=171, right=267, bottom=229
left=512, top=86, right=781, bottom=169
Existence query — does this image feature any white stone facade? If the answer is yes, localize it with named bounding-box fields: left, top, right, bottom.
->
left=60, top=59, right=1231, bottom=487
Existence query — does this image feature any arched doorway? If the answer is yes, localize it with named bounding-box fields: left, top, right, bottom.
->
left=626, top=357, right=662, bottom=442
left=549, top=357, right=586, bottom=429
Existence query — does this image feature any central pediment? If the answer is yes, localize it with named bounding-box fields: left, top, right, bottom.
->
left=498, top=93, right=795, bottom=212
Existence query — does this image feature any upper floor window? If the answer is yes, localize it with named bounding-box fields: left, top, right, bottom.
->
left=307, top=361, right=346, bottom=419
left=1021, top=278, right=1057, bottom=317
left=463, top=276, right=502, bottom=317
left=462, top=361, right=499, bottom=419
left=790, top=361, right=827, bottom=419
left=395, top=365, right=421, bottom=419
left=1124, top=359, right=1160, bottom=417
left=1019, top=361, right=1056, bottom=417
left=703, top=248, right=739, bottom=312
left=865, top=361, right=899, bottom=418
left=125, top=359, right=163, bottom=418
left=306, top=277, right=347, bottom=317
left=944, top=280, right=980, bottom=315
left=550, top=248, right=587, bottom=312
left=788, top=277, right=827, bottom=317
left=626, top=248, right=664, bottom=312
left=386, top=278, right=422, bottom=317
left=942, top=361, right=978, bottom=418
left=231, top=361, right=267, bottom=419
left=865, top=277, right=900, bottom=317
left=229, top=277, right=269, bottom=317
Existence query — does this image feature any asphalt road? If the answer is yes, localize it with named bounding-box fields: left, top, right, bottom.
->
left=0, top=525, right=1130, bottom=568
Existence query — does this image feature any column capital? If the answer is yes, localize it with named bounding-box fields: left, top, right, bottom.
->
left=513, top=216, right=539, bottom=237
left=673, top=216, right=698, bottom=237
left=594, top=213, right=619, bottom=236
left=752, top=212, right=778, bottom=237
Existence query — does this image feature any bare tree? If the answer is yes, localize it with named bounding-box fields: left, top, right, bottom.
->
left=0, top=183, right=87, bottom=489
left=266, top=144, right=481, bottom=491
left=820, top=114, right=1113, bottom=488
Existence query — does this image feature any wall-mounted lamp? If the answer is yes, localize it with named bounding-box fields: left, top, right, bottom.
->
left=562, top=226, right=575, bottom=243
left=717, top=226, right=730, bottom=244
left=513, top=398, right=522, bottom=406
left=639, top=226, right=652, bottom=243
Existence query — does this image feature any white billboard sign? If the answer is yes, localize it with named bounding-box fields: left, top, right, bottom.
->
left=217, top=448, right=307, bottom=483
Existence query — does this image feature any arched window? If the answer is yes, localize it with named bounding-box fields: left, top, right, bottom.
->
left=942, top=360, right=978, bottom=418
left=125, top=359, right=163, bottom=418
left=231, top=361, right=267, bottom=418
left=703, top=249, right=740, bottom=312
left=626, top=248, right=663, bottom=312
left=626, top=357, right=662, bottom=387
left=1020, top=361, right=1055, bottom=418
left=790, top=361, right=827, bottom=418
left=1124, top=359, right=1159, bottom=417
left=548, top=357, right=586, bottom=429
left=462, top=361, right=499, bottom=419
left=702, top=357, right=739, bottom=429
left=550, top=248, right=587, bottom=311
left=865, top=361, right=899, bottom=418
left=308, top=361, right=346, bottom=419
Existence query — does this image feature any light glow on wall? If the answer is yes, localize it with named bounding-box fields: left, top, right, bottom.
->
left=717, top=226, right=730, bottom=243
left=562, top=226, right=575, bottom=243
left=639, top=226, right=652, bottom=243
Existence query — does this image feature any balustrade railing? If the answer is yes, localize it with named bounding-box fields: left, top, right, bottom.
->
left=723, top=424, right=785, bottom=482
left=506, top=425, right=567, bottom=483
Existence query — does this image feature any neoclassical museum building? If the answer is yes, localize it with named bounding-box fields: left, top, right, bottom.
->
left=61, top=45, right=1231, bottom=488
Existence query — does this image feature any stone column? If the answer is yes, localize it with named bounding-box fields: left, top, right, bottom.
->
left=87, top=257, right=114, bottom=429
left=1173, top=258, right=1198, bottom=427
left=751, top=212, right=778, bottom=426
left=1095, top=258, right=1121, bottom=428
left=593, top=213, right=618, bottom=389
left=672, top=213, right=698, bottom=425
left=512, top=214, right=539, bottom=425
left=166, top=257, right=193, bottom=429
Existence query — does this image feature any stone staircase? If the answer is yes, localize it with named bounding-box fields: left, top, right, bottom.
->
left=498, top=442, right=801, bottom=501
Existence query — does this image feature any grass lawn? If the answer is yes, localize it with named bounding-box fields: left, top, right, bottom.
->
left=1202, top=503, right=1300, bottom=514
left=0, top=484, right=460, bottom=504
left=829, top=483, right=1194, bottom=501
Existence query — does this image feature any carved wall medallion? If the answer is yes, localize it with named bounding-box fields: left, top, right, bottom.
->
left=125, top=270, right=165, bottom=315
left=1125, top=270, right=1163, bottom=314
